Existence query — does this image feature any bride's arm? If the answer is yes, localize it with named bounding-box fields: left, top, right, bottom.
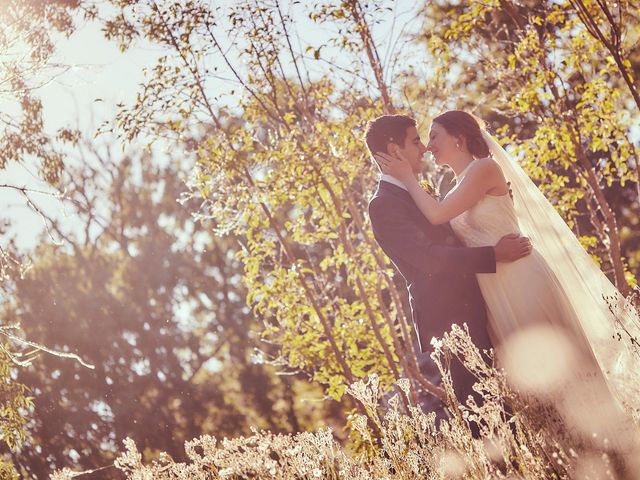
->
left=404, top=165, right=492, bottom=225
left=376, top=154, right=503, bottom=225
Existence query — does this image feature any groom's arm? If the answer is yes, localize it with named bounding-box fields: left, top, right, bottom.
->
left=369, top=197, right=496, bottom=275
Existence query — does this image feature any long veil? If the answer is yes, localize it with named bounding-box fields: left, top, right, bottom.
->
left=481, top=129, right=640, bottom=413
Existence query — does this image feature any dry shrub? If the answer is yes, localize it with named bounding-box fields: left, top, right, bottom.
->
left=51, top=324, right=640, bottom=480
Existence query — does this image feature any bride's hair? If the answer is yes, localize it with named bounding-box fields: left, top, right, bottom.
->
left=433, top=110, right=490, bottom=158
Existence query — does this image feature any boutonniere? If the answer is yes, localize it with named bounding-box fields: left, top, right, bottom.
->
left=419, top=179, right=440, bottom=200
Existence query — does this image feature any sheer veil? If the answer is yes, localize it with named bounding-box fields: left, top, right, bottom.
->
left=481, top=129, right=640, bottom=411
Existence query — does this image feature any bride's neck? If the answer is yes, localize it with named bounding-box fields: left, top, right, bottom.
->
left=448, top=154, right=475, bottom=177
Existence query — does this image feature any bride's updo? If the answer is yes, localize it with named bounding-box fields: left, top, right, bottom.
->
left=433, top=110, right=490, bottom=158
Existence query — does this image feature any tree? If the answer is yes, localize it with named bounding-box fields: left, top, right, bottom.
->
left=2, top=140, right=338, bottom=478
left=0, top=0, right=92, bottom=274
left=0, top=2, right=93, bottom=474
left=101, top=0, right=446, bottom=432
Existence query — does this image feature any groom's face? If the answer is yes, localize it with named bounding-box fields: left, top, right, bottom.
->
left=389, top=126, right=428, bottom=174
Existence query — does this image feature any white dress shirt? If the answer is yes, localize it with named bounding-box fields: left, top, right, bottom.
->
left=380, top=174, right=408, bottom=191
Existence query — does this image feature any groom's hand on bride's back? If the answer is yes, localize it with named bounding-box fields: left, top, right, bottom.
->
left=494, top=233, right=532, bottom=262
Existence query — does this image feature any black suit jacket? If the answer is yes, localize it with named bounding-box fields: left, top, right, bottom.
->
left=368, top=180, right=496, bottom=353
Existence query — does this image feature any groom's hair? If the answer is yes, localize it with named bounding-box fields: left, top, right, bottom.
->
left=364, top=115, right=416, bottom=157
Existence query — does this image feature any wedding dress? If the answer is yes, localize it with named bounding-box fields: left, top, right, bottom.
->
left=446, top=132, right=640, bottom=453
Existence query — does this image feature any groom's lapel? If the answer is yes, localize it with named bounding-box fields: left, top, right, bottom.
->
left=376, top=180, right=413, bottom=203
left=375, top=179, right=457, bottom=235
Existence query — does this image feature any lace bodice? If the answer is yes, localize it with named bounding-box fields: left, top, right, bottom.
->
left=449, top=192, right=522, bottom=247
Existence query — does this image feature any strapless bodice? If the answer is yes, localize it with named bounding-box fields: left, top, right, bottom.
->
left=449, top=193, right=522, bottom=247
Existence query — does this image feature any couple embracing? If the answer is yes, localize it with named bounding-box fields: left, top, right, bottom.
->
left=365, top=111, right=639, bottom=450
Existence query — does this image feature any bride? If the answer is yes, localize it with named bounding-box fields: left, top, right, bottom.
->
left=375, top=110, right=640, bottom=454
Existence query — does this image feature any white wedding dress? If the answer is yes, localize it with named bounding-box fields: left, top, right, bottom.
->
left=448, top=179, right=595, bottom=350
left=446, top=143, right=640, bottom=454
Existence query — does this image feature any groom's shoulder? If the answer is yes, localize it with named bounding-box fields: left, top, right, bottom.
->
left=370, top=180, right=399, bottom=202
left=368, top=186, right=403, bottom=220
left=368, top=183, right=390, bottom=208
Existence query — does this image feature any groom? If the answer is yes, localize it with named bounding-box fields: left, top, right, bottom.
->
left=365, top=115, right=531, bottom=427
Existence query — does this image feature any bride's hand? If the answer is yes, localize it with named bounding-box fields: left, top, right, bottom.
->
left=374, top=151, right=413, bottom=182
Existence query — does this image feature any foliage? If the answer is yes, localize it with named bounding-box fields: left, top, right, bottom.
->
left=0, top=0, right=89, bottom=183
left=0, top=347, right=32, bottom=451
left=0, top=0, right=78, bottom=281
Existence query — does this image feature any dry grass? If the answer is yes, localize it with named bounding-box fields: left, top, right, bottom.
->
left=51, top=324, right=640, bottom=480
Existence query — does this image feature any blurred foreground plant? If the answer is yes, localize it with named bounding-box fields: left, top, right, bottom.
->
left=52, top=324, right=640, bottom=480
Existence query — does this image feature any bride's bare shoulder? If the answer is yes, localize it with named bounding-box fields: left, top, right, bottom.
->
left=467, top=156, right=504, bottom=180
left=465, top=156, right=509, bottom=194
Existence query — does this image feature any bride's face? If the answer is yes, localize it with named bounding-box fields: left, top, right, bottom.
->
left=426, top=122, right=459, bottom=166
